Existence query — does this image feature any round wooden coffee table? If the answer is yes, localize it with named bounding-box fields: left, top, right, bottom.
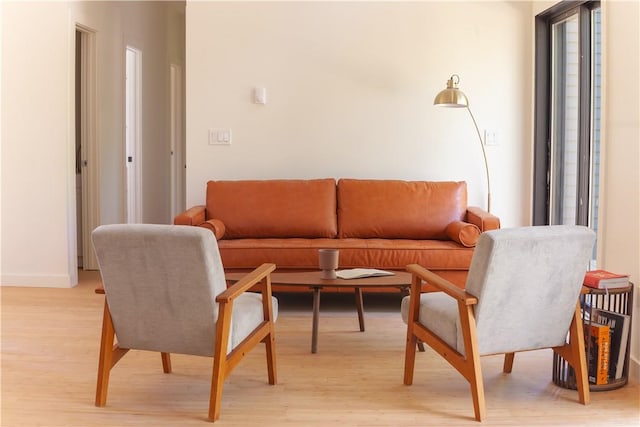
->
left=226, top=270, right=412, bottom=353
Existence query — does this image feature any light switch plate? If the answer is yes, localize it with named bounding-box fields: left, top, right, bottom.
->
left=209, top=129, right=232, bottom=145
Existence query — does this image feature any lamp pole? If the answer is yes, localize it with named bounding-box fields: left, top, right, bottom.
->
left=465, top=107, right=491, bottom=212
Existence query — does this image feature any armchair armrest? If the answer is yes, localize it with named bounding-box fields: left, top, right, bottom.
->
left=466, top=206, right=500, bottom=232
left=406, top=263, right=477, bottom=306
left=217, top=263, right=276, bottom=303
left=174, top=205, right=206, bottom=226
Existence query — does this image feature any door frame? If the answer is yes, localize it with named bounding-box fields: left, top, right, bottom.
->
left=125, top=45, right=143, bottom=223
left=169, top=63, right=185, bottom=220
left=75, top=24, right=99, bottom=271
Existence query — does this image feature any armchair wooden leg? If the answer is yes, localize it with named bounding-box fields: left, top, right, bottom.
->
left=458, top=304, right=486, bottom=422
left=261, top=278, right=277, bottom=385
left=553, top=303, right=591, bottom=406
left=161, top=352, right=172, bottom=373
left=209, top=360, right=226, bottom=422
left=95, top=301, right=130, bottom=407
left=264, top=327, right=278, bottom=385
left=404, top=276, right=422, bottom=386
left=503, top=352, right=515, bottom=374
left=403, top=326, right=418, bottom=385
left=96, top=301, right=115, bottom=407
left=209, top=301, right=232, bottom=422
left=469, top=372, right=486, bottom=422
left=568, top=304, right=590, bottom=405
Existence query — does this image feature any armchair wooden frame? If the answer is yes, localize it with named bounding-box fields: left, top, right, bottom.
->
left=403, top=263, right=590, bottom=422
left=95, top=263, right=278, bottom=422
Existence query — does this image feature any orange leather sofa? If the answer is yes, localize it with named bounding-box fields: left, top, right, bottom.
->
left=174, top=178, right=500, bottom=292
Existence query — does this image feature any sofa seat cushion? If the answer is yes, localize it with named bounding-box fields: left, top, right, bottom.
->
left=337, top=179, right=468, bottom=239
left=206, top=179, right=337, bottom=238
left=218, top=238, right=473, bottom=271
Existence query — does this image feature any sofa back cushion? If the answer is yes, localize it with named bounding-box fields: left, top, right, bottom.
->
left=337, top=179, right=467, bottom=239
left=206, top=179, right=337, bottom=239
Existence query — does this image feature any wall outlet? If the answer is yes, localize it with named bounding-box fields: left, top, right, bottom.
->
left=484, top=129, right=499, bottom=146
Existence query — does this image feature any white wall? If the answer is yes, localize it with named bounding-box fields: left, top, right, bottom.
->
left=1, top=2, right=73, bottom=286
left=1, top=1, right=184, bottom=287
left=185, top=1, right=533, bottom=227
left=187, top=0, right=640, bottom=382
left=600, top=0, right=640, bottom=384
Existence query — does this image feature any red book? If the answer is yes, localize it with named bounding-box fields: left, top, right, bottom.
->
left=583, top=270, right=629, bottom=290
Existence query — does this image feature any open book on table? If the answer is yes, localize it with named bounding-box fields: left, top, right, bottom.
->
left=336, top=268, right=395, bottom=280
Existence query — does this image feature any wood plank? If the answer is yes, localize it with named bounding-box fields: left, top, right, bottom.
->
left=1, top=270, right=638, bottom=426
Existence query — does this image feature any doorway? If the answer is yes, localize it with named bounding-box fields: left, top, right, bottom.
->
left=125, top=46, right=142, bottom=223
left=75, top=25, right=99, bottom=270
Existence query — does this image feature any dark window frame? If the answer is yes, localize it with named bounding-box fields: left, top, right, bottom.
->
left=533, top=0, right=600, bottom=226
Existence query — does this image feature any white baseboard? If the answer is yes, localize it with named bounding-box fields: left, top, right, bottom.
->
left=629, top=355, right=640, bottom=384
left=1, top=274, right=76, bottom=288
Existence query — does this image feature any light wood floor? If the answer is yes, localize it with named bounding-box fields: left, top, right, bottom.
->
left=2, top=270, right=638, bottom=426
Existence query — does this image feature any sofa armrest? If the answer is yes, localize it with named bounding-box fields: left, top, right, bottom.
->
left=174, top=205, right=206, bottom=226
left=466, top=206, right=501, bottom=232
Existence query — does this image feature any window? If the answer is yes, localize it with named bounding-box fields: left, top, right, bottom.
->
left=534, top=1, right=601, bottom=263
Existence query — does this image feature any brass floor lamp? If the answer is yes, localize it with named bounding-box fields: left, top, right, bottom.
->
left=434, top=74, right=491, bottom=212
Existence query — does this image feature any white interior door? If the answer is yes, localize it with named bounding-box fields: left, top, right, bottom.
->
left=169, top=63, right=185, bottom=220
left=76, top=25, right=99, bottom=270
left=125, top=46, right=142, bottom=223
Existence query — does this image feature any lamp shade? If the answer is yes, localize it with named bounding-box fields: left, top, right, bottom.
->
left=434, top=75, right=468, bottom=108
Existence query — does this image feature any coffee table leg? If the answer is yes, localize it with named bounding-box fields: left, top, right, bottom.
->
left=311, top=286, right=321, bottom=353
left=354, top=288, right=365, bottom=332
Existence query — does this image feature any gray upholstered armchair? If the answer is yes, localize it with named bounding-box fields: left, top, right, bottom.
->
left=92, top=224, right=278, bottom=422
left=402, top=225, right=595, bottom=421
